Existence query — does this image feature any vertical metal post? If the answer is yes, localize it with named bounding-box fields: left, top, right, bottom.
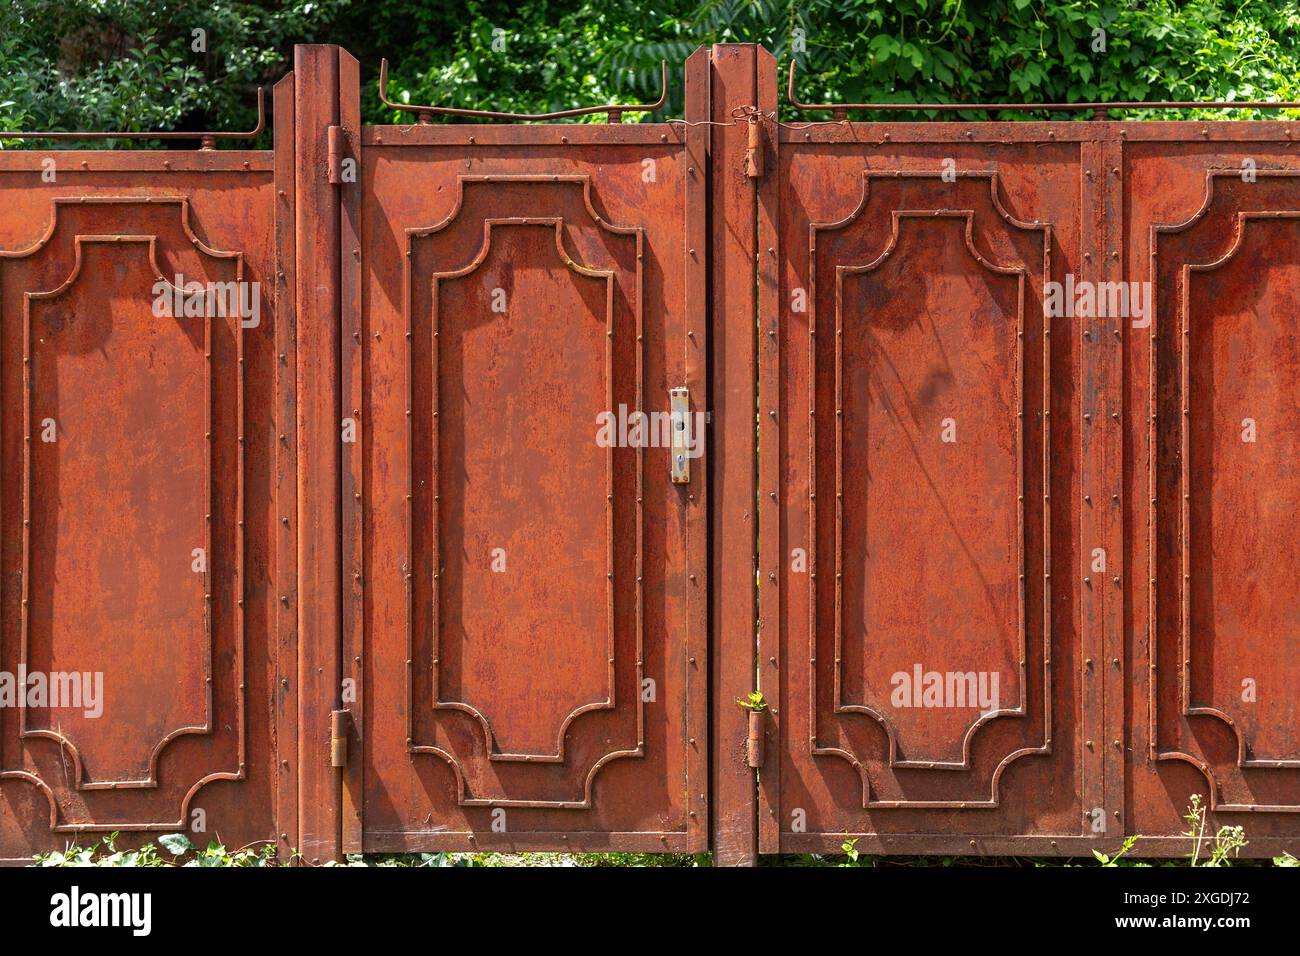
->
left=272, top=68, right=301, bottom=864
left=683, top=44, right=712, bottom=853
left=1079, top=126, right=1126, bottom=844
left=754, top=47, right=782, bottom=856
left=337, top=47, right=365, bottom=854
left=1097, top=127, right=1127, bottom=839
left=294, top=43, right=344, bottom=865
left=710, top=43, right=762, bottom=867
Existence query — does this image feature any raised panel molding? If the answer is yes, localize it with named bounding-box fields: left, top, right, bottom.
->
left=0, top=197, right=247, bottom=831
left=1150, top=170, right=1300, bottom=812
left=808, top=172, right=1054, bottom=808
left=404, top=176, right=645, bottom=807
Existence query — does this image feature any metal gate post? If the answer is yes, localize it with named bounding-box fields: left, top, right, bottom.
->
left=336, top=47, right=365, bottom=857
left=753, top=48, right=782, bottom=858
left=272, top=67, right=301, bottom=864
left=709, top=43, right=773, bottom=867
left=1078, top=127, right=1126, bottom=845
left=293, top=43, right=345, bottom=864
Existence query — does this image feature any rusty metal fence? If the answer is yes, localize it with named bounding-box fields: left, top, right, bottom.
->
left=0, top=43, right=1296, bottom=864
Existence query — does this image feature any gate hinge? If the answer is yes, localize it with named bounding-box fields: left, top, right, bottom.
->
left=330, top=708, right=351, bottom=767
left=327, top=125, right=346, bottom=185
left=745, top=114, right=764, bottom=178
left=737, top=692, right=767, bottom=768
left=746, top=709, right=766, bottom=769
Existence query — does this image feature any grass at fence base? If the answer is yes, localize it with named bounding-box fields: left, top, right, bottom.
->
left=29, top=835, right=1299, bottom=868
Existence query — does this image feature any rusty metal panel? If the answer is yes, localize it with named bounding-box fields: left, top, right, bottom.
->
left=349, top=57, right=709, bottom=853
left=2, top=41, right=1297, bottom=865
left=763, top=116, right=1300, bottom=858
left=0, top=150, right=286, bottom=860
left=764, top=122, right=1090, bottom=856
left=1123, top=124, right=1300, bottom=857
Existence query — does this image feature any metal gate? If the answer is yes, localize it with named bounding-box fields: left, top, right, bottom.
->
left=0, top=42, right=1296, bottom=863
left=337, top=48, right=711, bottom=855
left=753, top=49, right=1300, bottom=859
left=0, top=75, right=296, bottom=861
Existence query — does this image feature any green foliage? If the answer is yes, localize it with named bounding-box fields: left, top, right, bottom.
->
left=374, top=0, right=1300, bottom=122
left=329, top=852, right=482, bottom=866
left=33, top=832, right=278, bottom=866
left=2, top=0, right=1299, bottom=141
left=1184, top=793, right=1248, bottom=866
left=1, top=0, right=353, bottom=146
left=327, top=851, right=706, bottom=866
left=840, top=837, right=864, bottom=865
left=736, top=690, right=767, bottom=711
left=1092, top=835, right=1140, bottom=866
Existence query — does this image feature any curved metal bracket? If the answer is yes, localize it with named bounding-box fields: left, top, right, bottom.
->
left=787, top=59, right=1300, bottom=118
left=2, top=88, right=266, bottom=148
left=378, top=58, right=667, bottom=124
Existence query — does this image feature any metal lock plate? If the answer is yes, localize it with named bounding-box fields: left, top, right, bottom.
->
left=670, top=387, right=691, bottom=484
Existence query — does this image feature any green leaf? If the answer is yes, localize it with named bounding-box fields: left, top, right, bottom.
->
left=158, top=833, right=194, bottom=856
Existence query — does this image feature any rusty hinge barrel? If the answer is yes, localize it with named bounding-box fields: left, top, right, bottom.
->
left=745, top=114, right=764, bottom=178
left=327, top=125, right=345, bottom=185
left=330, top=709, right=350, bottom=767
left=746, top=709, right=765, bottom=768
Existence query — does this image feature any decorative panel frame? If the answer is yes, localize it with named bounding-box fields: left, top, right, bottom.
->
left=0, top=143, right=283, bottom=862
left=403, top=177, right=647, bottom=808
left=808, top=171, right=1053, bottom=806
left=1147, top=168, right=1300, bottom=816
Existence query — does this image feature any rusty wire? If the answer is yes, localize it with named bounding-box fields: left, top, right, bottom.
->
left=787, top=59, right=1300, bottom=119
left=1, top=88, right=266, bottom=148
left=378, top=58, right=668, bottom=123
